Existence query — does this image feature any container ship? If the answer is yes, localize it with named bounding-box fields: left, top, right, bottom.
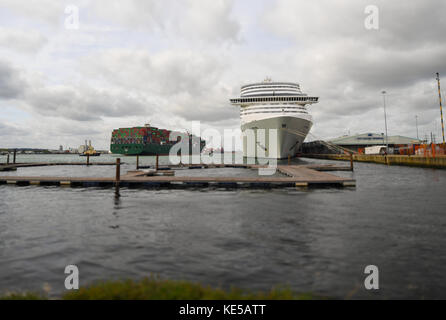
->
left=110, top=124, right=206, bottom=155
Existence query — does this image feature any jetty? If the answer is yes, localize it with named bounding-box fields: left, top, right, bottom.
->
left=0, top=162, right=355, bottom=189
left=0, top=162, right=118, bottom=172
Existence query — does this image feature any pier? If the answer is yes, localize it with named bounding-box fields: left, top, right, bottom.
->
left=0, top=163, right=355, bottom=189
left=0, top=161, right=118, bottom=172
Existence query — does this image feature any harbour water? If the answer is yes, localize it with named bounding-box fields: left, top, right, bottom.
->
left=0, top=154, right=445, bottom=299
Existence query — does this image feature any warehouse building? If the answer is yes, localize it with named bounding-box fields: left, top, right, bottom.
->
left=302, top=133, right=422, bottom=154
left=328, top=133, right=421, bottom=151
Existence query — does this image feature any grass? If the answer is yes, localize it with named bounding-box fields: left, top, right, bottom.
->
left=0, top=292, right=47, bottom=300
left=0, top=277, right=318, bottom=300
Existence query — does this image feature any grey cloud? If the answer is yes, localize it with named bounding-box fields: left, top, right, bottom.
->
left=173, top=100, right=238, bottom=123
left=257, top=0, right=446, bottom=140
left=264, top=0, right=446, bottom=50
left=89, top=0, right=240, bottom=43
left=24, top=86, right=153, bottom=121
left=0, top=60, right=27, bottom=99
left=0, top=121, right=28, bottom=137
left=82, top=49, right=227, bottom=96
left=261, top=0, right=446, bottom=91
left=332, top=46, right=446, bottom=90
left=0, top=57, right=156, bottom=123
left=177, top=0, right=240, bottom=42
left=0, top=0, right=241, bottom=43
left=0, top=116, right=113, bottom=149
left=1, top=0, right=445, bottom=148
left=371, top=2, right=446, bottom=50
left=80, top=48, right=235, bottom=123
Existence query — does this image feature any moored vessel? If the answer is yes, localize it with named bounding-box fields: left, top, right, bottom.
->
left=230, top=79, right=319, bottom=159
left=110, top=124, right=206, bottom=155
left=79, top=140, right=101, bottom=156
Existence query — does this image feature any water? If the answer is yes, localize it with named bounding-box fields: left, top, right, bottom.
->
left=0, top=155, right=445, bottom=299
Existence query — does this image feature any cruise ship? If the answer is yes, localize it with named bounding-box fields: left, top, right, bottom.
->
left=230, top=79, right=319, bottom=159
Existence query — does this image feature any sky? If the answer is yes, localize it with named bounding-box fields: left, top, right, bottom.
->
left=1, top=0, right=446, bottom=150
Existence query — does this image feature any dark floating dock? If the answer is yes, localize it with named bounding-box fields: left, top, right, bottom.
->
left=0, top=163, right=356, bottom=189
left=0, top=162, right=118, bottom=172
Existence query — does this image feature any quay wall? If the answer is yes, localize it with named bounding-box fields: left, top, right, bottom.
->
left=303, top=154, right=446, bottom=169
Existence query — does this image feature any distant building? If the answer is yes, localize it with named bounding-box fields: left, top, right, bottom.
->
left=59, top=145, right=63, bottom=151
left=328, top=133, right=421, bottom=152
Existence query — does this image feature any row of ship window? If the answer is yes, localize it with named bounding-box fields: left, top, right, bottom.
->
left=231, top=97, right=317, bottom=103
left=241, top=88, right=300, bottom=94
left=240, top=111, right=308, bottom=115
left=242, top=106, right=307, bottom=110
left=241, top=85, right=299, bottom=92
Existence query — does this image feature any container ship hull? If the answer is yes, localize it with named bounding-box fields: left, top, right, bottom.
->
left=110, top=125, right=205, bottom=156
left=110, top=143, right=197, bottom=156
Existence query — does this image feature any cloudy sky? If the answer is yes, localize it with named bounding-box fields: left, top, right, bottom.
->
left=1, top=0, right=445, bottom=149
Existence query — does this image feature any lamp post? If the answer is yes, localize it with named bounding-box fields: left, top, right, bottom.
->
left=382, top=91, right=389, bottom=151
left=415, top=115, right=419, bottom=140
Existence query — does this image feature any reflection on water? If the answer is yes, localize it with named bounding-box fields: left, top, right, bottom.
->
left=0, top=156, right=445, bottom=299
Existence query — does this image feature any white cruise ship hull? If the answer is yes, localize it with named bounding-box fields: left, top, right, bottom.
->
left=241, top=115, right=312, bottom=159
left=230, top=80, right=318, bottom=159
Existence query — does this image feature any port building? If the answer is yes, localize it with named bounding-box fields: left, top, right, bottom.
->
left=302, top=133, right=421, bottom=154
left=328, top=133, right=421, bottom=151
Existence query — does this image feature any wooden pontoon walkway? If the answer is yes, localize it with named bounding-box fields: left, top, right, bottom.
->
left=0, top=164, right=355, bottom=189
left=0, top=162, right=118, bottom=172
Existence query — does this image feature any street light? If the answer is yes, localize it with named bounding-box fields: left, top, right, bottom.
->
left=415, top=115, right=419, bottom=140
left=382, top=91, right=389, bottom=151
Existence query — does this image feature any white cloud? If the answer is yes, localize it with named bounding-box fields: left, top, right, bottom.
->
left=0, top=27, right=47, bottom=53
left=0, top=0, right=63, bottom=25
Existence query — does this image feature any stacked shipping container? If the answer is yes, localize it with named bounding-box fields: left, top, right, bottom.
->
left=110, top=125, right=205, bottom=155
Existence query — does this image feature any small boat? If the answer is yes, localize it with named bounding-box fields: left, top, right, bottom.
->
left=79, top=151, right=101, bottom=157
left=79, top=141, right=101, bottom=156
